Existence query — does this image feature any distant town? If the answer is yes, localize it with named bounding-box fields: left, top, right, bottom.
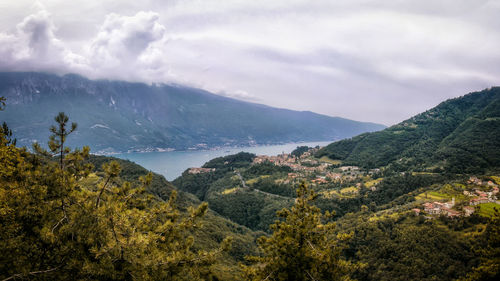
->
left=188, top=147, right=500, bottom=219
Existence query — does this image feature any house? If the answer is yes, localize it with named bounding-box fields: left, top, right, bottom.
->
left=463, top=206, right=475, bottom=217
left=423, top=200, right=458, bottom=217
left=411, top=208, right=421, bottom=216
left=252, top=155, right=269, bottom=164
left=444, top=209, right=460, bottom=218
left=469, top=176, right=482, bottom=185
left=326, top=172, right=342, bottom=180
left=423, top=202, right=441, bottom=215
left=300, top=152, right=311, bottom=159
left=311, top=177, right=328, bottom=184
left=470, top=197, right=489, bottom=205
left=475, top=190, right=487, bottom=197
left=493, top=186, right=499, bottom=194
left=188, top=167, right=215, bottom=174
left=340, top=166, right=359, bottom=172
left=443, top=197, right=455, bottom=209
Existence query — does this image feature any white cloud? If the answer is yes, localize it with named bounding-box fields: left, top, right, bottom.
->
left=0, top=8, right=87, bottom=73
left=88, top=12, right=165, bottom=71
left=216, top=89, right=259, bottom=102
left=0, top=0, right=499, bottom=125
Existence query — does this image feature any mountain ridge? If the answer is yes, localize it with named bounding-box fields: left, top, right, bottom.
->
left=0, top=71, right=385, bottom=153
left=316, top=87, right=500, bottom=173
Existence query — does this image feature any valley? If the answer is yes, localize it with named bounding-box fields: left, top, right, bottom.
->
left=1, top=85, right=499, bottom=280
left=1, top=1, right=499, bottom=280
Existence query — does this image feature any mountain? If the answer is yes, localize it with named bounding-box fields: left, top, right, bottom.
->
left=316, top=87, right=500, bottom=173
left=169, top=88, right=500, bottom=280
left=0, top=72, right=385, bottom=153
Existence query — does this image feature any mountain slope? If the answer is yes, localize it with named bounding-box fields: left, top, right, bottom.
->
left=0, top=72, right=385, bottom=153
left=316, top=87, right=500, bottom=172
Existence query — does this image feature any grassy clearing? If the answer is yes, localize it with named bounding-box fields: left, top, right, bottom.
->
left=365, top=178, right=383, bottom=188
left=368, top=212, right=401, bottom=222
left=415, top=191, right=450, bottom=201
left=320, top=189, right=339, bottom=199
left=462, top=223, right=488, bottom=238
left=477, top=203, right=500, bottom=217
left=340, top=186, right=359, bottom=194
left=246, top=178, right=259, bottom=185
left=319, top=186, right=359, bottom=199
left=221, top=187, right=239, bottom=195
left=246, top=175, right=270, bottom=185
left=319, top=156, right=342, bottom=165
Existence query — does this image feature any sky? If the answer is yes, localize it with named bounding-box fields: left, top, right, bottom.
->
left=0, top=0, right=499, bottom=125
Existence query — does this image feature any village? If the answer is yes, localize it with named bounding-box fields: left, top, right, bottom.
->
left=187, top=147, right=382, bottom=195
left=186, top=150, right=500, bottom=219
left=251, top=150, right=377, bottom=184
left=413, top=176, right=500, bottom=218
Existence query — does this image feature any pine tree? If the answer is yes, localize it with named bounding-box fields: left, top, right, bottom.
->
left=0, top=97, right=15, bottom=145
left=242, top=183, right=353, bottom=281
left=50, top=112, right=77, bottom=169
left=0, top=113, right=231, bottom=280
left=0, top=96, right=5, bottom=110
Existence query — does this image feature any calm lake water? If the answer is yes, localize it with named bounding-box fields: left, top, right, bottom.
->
left=114, top=141, right=331, bottom=181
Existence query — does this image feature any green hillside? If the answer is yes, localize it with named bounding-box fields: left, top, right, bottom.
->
left=172, top=145, right=500, bottom=280
left=316, top=87, right=500, bottom=173
left=169, top=88, right=500, bottom=279
left=2, top=87, right=500, bottom=280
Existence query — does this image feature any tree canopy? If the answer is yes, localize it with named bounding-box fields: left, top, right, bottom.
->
left=242, top=183, right=354, bottom=281
left=0, top=112, right=231, bottom=281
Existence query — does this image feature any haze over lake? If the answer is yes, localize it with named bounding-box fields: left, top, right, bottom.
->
left=114, top=141, right=331, bottom=180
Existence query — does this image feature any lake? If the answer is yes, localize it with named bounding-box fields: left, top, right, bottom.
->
left=114, top=141, right=332, bottom=181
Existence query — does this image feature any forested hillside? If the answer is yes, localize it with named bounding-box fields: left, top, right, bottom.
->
left=171, top=88, right=500, bottom=280
left=316, top=87, right=500, bottom=173
left=2, top=86, right=500, bottom=281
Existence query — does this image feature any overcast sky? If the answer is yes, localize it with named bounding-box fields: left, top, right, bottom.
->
left=0, top=0, right=499, bottom=125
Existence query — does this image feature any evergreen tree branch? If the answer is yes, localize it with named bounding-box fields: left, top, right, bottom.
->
left=1, top=266, right=61, bottom=281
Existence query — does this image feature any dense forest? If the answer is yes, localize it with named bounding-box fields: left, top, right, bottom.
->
left=2, top=87, right=500, bottom=281
left=316, top=87, right=500, bottom=173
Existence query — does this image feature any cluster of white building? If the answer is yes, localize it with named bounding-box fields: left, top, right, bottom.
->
left=421, top=198, right=462, bottom=217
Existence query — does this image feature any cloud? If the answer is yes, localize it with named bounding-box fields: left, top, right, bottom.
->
left=87, top=11, right=167, bottom=78
left=0, top=7, right=171, bottom=82
left=0, top=8, right=88, bottom=73
left=0, top=0, right=499, bottom=125
left=216, top=89, right=259, bottom=102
